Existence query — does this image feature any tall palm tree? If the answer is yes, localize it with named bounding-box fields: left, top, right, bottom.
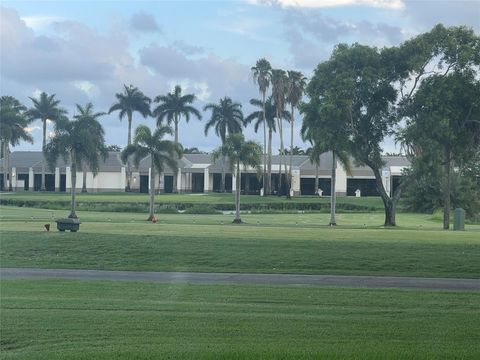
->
left=27, top=92, right=67, bottom=191
left=245, top=96, right=290, bottom=195
left=121, top=125, right=181, bottom=221
left=212, top=133, right=261, bottom=223
left=301, top=101, right=351, bottom=226
left=204, top=97, right=245, bottom=192
left=153, top=85, right=201, bottom=193
left=251, top=58, right=272, bottom=195
left=286, top=70, right=307, bottom=195
left=45, top=113, right=107, bottom=219
left=0, top=96, right=33, bottom=191
left=109, top=84, right=151, bottom=191
left=74, top=103, right=106, bottom=193
left=271, top=69, right=289, bottom=196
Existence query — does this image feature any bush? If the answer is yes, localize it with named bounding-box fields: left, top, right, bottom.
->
left=183, top=204, right=221, bottom=214
left=156, top=205, right=179, bottom=214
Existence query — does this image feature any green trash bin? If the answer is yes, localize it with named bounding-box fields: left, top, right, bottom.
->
left=453, top=208, right=465, bottom=231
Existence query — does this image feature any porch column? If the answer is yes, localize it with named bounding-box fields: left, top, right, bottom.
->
left=66, top=167, right=71, bottom=191
left=335, top=162, right=347, bottom=196
left=159, top=172, right=165, bottom=193
left=28, top=167, right=34, bottom=191
left=204, top=168, right=209, bottom=193
left=11, top=167, right=16, bottom=190
left=120, top=167, right=126, bottom=191
left=176, top=168, right=182, bottom=193
left=292, top=169, right=301, bottom=196
left=148, top=168, right=152, bottom=190
left=54, top=167, right=60, bottom=192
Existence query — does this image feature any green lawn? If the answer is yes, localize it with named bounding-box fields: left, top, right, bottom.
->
left=1, top=206, right=479, bottom=278
left=1, top=280, right=479, bottom=359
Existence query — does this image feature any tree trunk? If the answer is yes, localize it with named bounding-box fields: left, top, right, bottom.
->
left=69, top=155, right=78, bottom=219
left=82, top=165, right=87, bottom=193
left=233, top=160, right=242, bottom=223
left=2, top=141, right=7, bottom=191
left=315, top=163, right=319, bottom=195
left=148, top=158, right=156, bottom=221
left=370, top=165, right=402, bottom=227
left=221, top=155, right=226, bottom=192
left=7, top=145, right=12, bottom=192
left=126, top=112, right=132, bottom=192
left=262, top=91, right=267, bottom=196
left=172, top=115, right=179, bottom=193
left=443, top=149, right=451, bottom=230
left=289, top=103, right=294, bottom=197
left=41, top=118, right=46, bottom=191
left=267, top=128, right=273, bottom=195
left=329, top=152, right=337, bottom=226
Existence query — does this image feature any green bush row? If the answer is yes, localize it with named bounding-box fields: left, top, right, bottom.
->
left=0, top=198, right=379, bottom=213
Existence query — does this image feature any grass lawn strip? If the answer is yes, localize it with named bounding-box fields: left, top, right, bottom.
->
left=1, top=280, right=479, bottom=359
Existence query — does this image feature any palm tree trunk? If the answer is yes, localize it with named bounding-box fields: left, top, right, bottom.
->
left=41, top=118, right=46, bottom=191
left=289, top=104, right=294, bottom=196
left=233, top=160, right=242, bottom=223
left=2, top=141, right=7, bottom=191
left=329, top=152, right=337, bottom=226
left=315, top=163, right=319, bottom=194
left=277, top=113, right=285, bottom=196
left=221, top=155, right=226, bottom=192
left=172, top=115, right=179, bottom=193
left=262, top=91, right=267, bottom=196
left=267, top=128, right=273, bottom=195
left=69, top=155, right=78, bottom=219
left=82, top=165, right=87, bottom=193
left=126, top=112, right=132, bottom=192
left=7, top=145, right=12, bottom=192
left=443, top=148, right=451, bottom=230
left=148, top=158, right=156, bottom=221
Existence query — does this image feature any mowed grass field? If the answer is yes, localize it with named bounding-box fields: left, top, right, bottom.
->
left=1, top=205, right=479, bottom=278
left=1, top=280, right=480, bottom=359
left=1, top=203, right=480, bottom=358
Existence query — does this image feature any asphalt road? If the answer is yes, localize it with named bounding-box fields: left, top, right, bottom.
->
left=2, top=267, right=480, bottom=291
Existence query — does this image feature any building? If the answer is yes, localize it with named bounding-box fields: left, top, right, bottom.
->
left=0, top=151, right=410, bottom=196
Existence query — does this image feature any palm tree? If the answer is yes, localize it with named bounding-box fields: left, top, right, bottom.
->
left=286, top=70, right=307, bottom=194
left=301, top=101, right=351, bottom=226
left=204, top=97, right=245, bottom=192
left=251, top=58, right=272, bottom=195
left=212, top=133, right=261, bottom=223
left=27, top=92, right=67, bottom=191
left=73, top=103, right=106, bottom=193
left=245, top=96, right=290, bottom=194
left=271, top=69, right=289, bottom=196
left=45, top=111, right=107, bottom=219
left=121, top=125, right=181, bottom=221
left=153, top=85, right=201, bottom=193
left=0, top=96, right=33, bottom=191
left=109, top=84, right=151, bottom=191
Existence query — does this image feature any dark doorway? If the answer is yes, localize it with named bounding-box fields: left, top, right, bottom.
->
left=213, top=174, right=232, bottom=192
left=241, top=173, right=262, bottom=195
left=300, top=178, right=332, bottom=195
left=140, top=175, right=149, bottom=193
left=347, top=178, right=379, bottom=196
left=34, top=174, right=55, bottom=191
left=60, top=174, right=66, bottom=192
left=392, top=175, right=402, bottom=195
left=164, top=176, right=173, bottom=193
left=192, top=173, right=204, bottom=193
left=270, top=173, right=287, bottom=195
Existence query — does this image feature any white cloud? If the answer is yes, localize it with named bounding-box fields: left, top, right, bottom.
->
left=21, top=15, right=65, bottom=30
left=24, top=126, right=41, bottom=133
left=72, top=80, right=99, bottom=97
left=248, top=0, right=405, bottom=9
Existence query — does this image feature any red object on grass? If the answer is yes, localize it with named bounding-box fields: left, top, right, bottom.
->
left=44, top=224, right=50, bottom=232
left=152, top=217, right=157, bottom=223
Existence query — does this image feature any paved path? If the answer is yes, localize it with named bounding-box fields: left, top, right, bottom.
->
left=1, top=268, right=479, bottom=291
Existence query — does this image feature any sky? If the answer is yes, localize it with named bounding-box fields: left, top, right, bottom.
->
left=1, top=0, right=479, bottom=153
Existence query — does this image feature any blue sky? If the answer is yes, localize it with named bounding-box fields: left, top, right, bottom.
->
left=1, top=0, right=479, bottom=153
